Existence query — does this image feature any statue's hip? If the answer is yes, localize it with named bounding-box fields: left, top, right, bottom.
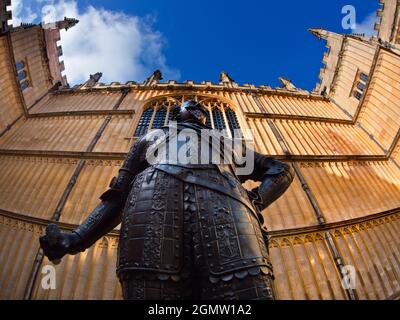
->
left=117, top=166, right=273, bottom=281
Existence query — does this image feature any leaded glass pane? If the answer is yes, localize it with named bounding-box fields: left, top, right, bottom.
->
left=226, top=108, right=242, bottom=137
left=354, top=91, right=362, bottom=101
left=134, top=108, right=153, bottom=137
left=360, top=73, right=369, bottom=83
left=18, top=70, right=27, bottom=81
left=212, top=108, right=226, bottom=130
left=151, top=108, right=167, bottom=129
left=205, top=111, right=212, bottom=128
left=20, top=80, right=29, bottom=91
left=15, top=61, right=25, bottom=71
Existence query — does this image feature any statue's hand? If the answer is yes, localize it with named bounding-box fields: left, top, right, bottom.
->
left=247, top=187, right=263, bottom=212
left=39, top=224, right=82, bottom=264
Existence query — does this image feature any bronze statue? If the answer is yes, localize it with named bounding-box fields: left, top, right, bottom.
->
left=39, top=100, right=294, bottom=300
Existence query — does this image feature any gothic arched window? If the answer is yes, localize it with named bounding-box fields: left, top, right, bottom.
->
left=134, top=108, right=153, bottom=137
left=133, top=96, right=242, bottom=138
left=202, top=100, right=242, bottom=137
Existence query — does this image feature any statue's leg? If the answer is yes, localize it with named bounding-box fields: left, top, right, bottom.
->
left=119, top=208, right=197, bottom=301
left=118, top=170, right=199, bottom=300
left=189, top=183, right=276, bottom=300
left=119, top=181, right=200, bottom=300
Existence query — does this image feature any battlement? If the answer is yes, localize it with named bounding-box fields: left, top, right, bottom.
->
left=64, top=70, right=325, bottom=100
left=42, top=18, right=79, bottom=87
left=61, top=77, right=329, bottom=101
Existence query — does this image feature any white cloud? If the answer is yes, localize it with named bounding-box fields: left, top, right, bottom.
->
left=10, top=0, right=38, bottom=25
left=353, top=12, right=378, bottom=37
left=10, top=0, right=180, bottom=85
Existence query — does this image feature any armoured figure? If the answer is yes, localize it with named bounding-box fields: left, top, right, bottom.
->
left=40, top=100, right=295, bottom=300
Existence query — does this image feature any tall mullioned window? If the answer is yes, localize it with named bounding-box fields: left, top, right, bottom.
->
left=133, top=96, right=242, bottom=138
left=15, top=60, right=30, bottom=92
left=352, top=71, right=369, bottom=101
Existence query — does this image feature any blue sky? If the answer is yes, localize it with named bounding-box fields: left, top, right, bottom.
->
left=11, top=0, right=379, bottom=89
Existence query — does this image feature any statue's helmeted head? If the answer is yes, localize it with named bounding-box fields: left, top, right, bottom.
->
left=174, top=100, right=208, bottom=126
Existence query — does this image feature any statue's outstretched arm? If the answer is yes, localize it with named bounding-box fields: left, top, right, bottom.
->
left=239, top=151, right=295, bottom=212
left=40, top=137, right=148, bottom=262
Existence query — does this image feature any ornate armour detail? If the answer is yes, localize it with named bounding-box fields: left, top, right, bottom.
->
left=117, top=167, right=185, bottom=276
left=117, top=165, right=273, bottom=282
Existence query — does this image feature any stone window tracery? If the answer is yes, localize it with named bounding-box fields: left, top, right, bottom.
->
left=134, top=96, right=242, bottom=138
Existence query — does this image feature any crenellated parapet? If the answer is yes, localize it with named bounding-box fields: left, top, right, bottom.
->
left=309, top=28, right=346, bottom=96
left=42, top=17, right=79, bottom=87
left=60, top=70, right=323, bottom=100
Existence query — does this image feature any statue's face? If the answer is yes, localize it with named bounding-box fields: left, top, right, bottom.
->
left=178, top=100, right=208, bottom=125
left=189, top=109, right=207, bottom=125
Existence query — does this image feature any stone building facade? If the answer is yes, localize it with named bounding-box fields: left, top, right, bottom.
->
left=0, top=0, right=399, bottom=300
